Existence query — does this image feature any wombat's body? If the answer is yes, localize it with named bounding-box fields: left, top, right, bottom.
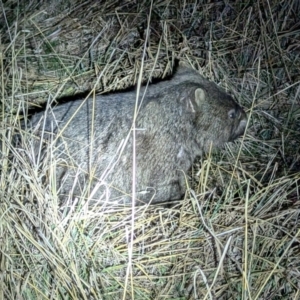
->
left=29, top=66, right=247, bottom=205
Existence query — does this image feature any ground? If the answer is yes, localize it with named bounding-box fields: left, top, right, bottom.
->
left=1, top=1, right=299, bottom=299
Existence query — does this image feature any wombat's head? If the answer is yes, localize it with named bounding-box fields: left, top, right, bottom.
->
left=184, top=82, right=247, bottom=151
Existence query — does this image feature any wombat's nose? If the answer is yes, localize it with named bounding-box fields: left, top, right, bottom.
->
left=237, top=108, right=247, bottom=135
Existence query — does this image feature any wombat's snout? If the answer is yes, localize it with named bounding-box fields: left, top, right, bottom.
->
left=232, top=106, right=247, bottom=140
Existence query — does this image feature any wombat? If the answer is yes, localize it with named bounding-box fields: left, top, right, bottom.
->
left=29, top=66, right=247, bottom=205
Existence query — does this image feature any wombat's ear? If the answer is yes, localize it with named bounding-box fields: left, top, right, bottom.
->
left=187, top=88, right=206, bottom=112
left=187, top=88, right=206, bottom=113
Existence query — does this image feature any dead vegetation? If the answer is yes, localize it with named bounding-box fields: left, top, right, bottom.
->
left=1, top=0, right=300, bottom=299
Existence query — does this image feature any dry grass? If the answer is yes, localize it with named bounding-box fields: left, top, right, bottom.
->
left=1, top=0, right=300, bottom=299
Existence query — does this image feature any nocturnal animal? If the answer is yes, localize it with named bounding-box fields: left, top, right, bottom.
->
left=28, top=65, right=247, bottom=205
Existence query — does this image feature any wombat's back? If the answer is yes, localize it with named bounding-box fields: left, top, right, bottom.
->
left=29, top=66, right=247, bottom=205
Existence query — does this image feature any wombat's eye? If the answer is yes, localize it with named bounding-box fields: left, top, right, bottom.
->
left=228, top=109, right=237, bottom=119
